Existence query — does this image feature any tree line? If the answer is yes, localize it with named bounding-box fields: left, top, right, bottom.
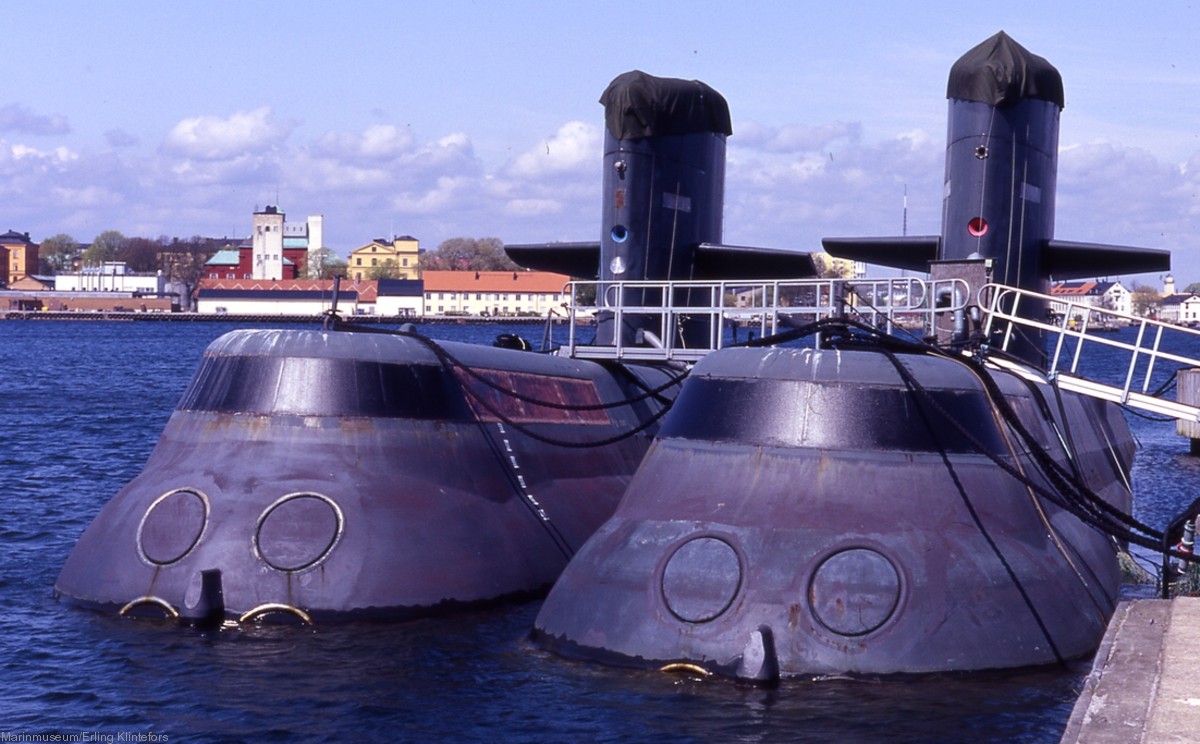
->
left=36, top=232, right=524, bottom=285
left=354, top=237, right=522, bottom=280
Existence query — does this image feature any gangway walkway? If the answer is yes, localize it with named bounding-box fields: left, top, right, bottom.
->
left=981, top=284, right=1200, bottom=423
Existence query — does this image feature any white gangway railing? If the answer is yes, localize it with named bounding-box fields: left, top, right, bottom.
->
left=980, top=284, right=1200, bottom=423
left=560, top=276, right=970, bottom=362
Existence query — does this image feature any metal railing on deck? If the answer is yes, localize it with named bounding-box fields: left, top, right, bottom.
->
left=561, top=276, right=970, bottom=362
left=557, top=278, right=1200, bottom=422
left=980, top=284, right=1200, bottom=422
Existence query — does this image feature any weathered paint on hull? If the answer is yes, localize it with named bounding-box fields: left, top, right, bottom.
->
left=55, top=329, right=677, bottom=621
left=533, top=347, right=1135, bottom=677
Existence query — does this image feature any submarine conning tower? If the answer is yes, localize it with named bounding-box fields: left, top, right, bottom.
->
left=941, top=32, right=1063, bottom=364
left=595, top=71, right=733, bottom=348
left=823, top=31, right=1168, bottom=367
left=505, top=70, right=816, bottom=350
left=942, top=31, right=1063, bottom=287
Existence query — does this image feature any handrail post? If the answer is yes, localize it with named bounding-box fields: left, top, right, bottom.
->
left=1144, top=325, right=1166, bottom=394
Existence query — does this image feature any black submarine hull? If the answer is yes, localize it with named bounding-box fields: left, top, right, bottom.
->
left=55, top=328, right=678, bottom=621
left=533, top=346, right=1135, bottom=676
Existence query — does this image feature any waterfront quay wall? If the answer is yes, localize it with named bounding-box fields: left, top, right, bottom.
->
left=1062, top=598, right=1200, bottom=742
left=0, top=310, right=572, bottom=325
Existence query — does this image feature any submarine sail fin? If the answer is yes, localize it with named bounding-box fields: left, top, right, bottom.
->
left=693, top=242, right=817, bottom=280
left=504, top=242, right=601, bottom=278
left=821, top=236, right=941, bottom=273
left=1043, top=239, right=1170, bottom=280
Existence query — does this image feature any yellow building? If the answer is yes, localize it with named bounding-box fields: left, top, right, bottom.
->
left=349, top=235, right=421, bottom=281
left=812, top=251, right=862, bottom=279
left=0, top=230, right=39, bottom=286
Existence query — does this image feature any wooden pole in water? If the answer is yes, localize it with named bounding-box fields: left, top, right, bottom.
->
left=1177, top=368, right=1200, bottom=455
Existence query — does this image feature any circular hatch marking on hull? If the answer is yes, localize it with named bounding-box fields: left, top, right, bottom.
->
left=661, top=536, right=742, bottom=623
left=809, top=548, right=901, bottom=637
left=255, top=493, right=344, bottom=572
left=137, top=488, right=209, bottom=566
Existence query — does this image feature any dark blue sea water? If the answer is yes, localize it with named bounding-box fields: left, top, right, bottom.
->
left=1, top=320, right=1196, bottom=742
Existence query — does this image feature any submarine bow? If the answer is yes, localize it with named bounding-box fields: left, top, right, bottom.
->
left=55, top=329, right=678, bottom=621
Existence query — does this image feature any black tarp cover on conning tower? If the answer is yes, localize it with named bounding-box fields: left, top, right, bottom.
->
left=946, top=30, right=1064, bottom=109
left=600, top=70, right=732, bottom=140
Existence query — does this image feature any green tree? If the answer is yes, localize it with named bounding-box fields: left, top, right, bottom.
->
left=1131, top=282, right=1161, bottom=318
left=160, top=235, right=218, bottom=311
left=38, top=233, right=79, bottom=273
left=1183, top=282, right=1200, bottom=295
left=368, top=258, right=400, bottom=280
left=419, top=237, right=518, bottom=271
left=82, top=230, right=127, bottom=267
left=307, top=247, right=348, bottom=279
left=118, top=236, right=163, bottom=272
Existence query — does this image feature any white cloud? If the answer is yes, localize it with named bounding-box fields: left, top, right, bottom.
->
left=504, top=198, right=563, bottom=217
left=162, top=107, right=292, bottom=160
left=313, top=124, right=416, bottom=161
left=392, top=176, right=475, bottom=215
left=166, top=153, right=282, bottom=187
left=9, top=143, right=78, bottom=164
left=51, top=185, right=122, bottom=208
left=505, top=121, right=599, bottom=179
left=2, top=104, right=1197, bottom=284
left=733, top=120, right=862, bottom=153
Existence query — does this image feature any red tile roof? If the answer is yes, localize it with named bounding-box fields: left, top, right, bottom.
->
left=200, top=278, right=379, bottom=301
left=421, top=270, right=571, bottom=293
left=1050, top=280, right=1097, bottom=296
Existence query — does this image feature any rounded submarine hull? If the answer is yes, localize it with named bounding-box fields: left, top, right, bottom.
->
left=532, top=346, right=1135, bottom=678
left=55, top=328, right=677, bottom=622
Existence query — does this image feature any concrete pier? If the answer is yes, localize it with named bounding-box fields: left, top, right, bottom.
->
left=1062, top=598, right=1200, bottom=742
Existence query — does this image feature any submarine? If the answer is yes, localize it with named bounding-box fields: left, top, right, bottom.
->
left=530, top=32, right=1173, bottom=680
left=54, top=71, right=813, bottom=624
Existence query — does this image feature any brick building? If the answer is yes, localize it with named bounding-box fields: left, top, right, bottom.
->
left=204, top=206, right=322, bottom=281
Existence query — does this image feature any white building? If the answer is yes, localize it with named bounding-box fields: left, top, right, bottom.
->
left=1049, top=280, right=1132, bottom=319
left=373, top=278, right=424, bottom=316
left=1159, top=294, right=1200, bottom=325
left=251, top=207, right=324, bottom=280
left=55, top=262, right=185, bottom=298
left=251, top=206, right=285, bottom=280
left=196, top=286, right=359, bottom=315
left=420, top=270, right=570, bottom=317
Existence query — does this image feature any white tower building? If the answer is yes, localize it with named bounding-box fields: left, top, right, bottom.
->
left=252, top=206, right=285, bottom=280
left=307, top=215, right=324, bottom=256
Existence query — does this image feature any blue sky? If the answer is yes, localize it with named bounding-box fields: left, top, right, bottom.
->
left=2, top=1, right=1197, bottom=285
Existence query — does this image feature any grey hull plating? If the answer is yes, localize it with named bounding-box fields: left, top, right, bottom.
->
left=533, top=347, right=1135, bottom=675
left=55, top=329, right=676, bottom=620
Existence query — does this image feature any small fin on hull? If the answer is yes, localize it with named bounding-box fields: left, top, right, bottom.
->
left=821, top=236, right=941, bottom=273
left=694, top=243, right=818, bottom=280
left=1044, top=239, right=1170, bottom=280
left=505, top=242, right=601, bottom=278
